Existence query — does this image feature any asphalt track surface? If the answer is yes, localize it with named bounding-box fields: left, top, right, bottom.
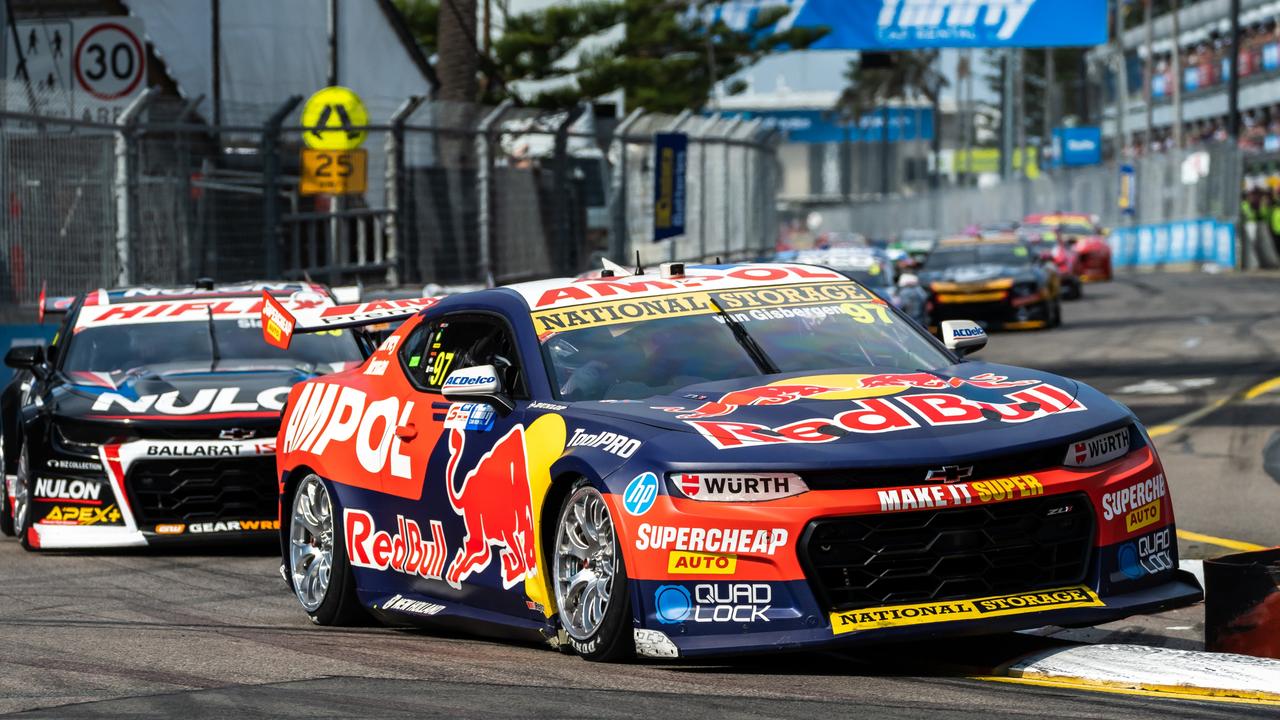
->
left=1, top=272, right=1278, bottom=718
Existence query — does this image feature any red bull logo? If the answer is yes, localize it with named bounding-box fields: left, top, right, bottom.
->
left=443, top=427, right=538, bottom=589
left=856, top=372, right=1037, bottom=390
left=678, top=384, right=839, bottom=420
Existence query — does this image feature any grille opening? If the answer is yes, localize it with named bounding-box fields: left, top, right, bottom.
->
left=125, top=457, right=277, bottom=526
left=802, top=492, right=1093, bottom=611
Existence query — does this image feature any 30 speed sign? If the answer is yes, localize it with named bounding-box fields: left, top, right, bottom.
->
left=74, top=21, right=146, bottom=101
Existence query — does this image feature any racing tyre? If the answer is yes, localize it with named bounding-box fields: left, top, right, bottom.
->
left=14, top=441, right=36, bottom=550
left=553, top=478, right=634, bottom=662
left=0, top=461, right=14, bottom=537
left=288, top=474, right=366, bottom=626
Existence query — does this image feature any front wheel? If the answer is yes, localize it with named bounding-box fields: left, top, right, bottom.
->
left=553, top=479, right=633, bottom=662
left=288, top=474, right=366, bottom=626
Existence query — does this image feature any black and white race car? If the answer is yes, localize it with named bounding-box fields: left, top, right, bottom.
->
left=0, top=282, right=367, bottom=550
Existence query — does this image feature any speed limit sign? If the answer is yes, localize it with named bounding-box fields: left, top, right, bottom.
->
left=74, top=21, right=146, bottom=101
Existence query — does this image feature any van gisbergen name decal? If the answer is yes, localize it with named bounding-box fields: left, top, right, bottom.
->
left=830, top=586, right=1103, bottom=635
left=531, top=282, right=876, bottom=334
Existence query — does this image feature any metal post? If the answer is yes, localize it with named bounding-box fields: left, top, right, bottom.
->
left=1172, top=0, right=1183, bottom=148
left=211, top=0, right=221, bottom=128
left=608, top=108, right=644, bottom=263
left=553, top=103, right=587, bottom=274
left=386, top=95, right=424, bottom=287
left=1000, top=48, right=1014, bottom=180
left=261, top=95, right=303, bottom=280
left=665, top=110, right=693, bottom=261
left=1227, top=0, right=1241, bottom=139
left=114, top=88, right=159, bottom=287
left=697, top=114, right=718, bottom=263
left=327, top=0, right=339, bottom=86
left=1114, top=0, right=1129, bottom=157
left=475, top=99, right=512, bottom=284
left=1142, top=0, right=1153, bottom=148
left=721, top=117, right=742, bottom=260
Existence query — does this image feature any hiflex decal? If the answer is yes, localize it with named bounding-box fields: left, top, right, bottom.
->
left=830, top=585, right=1104, bottom=635
left=622, top=472, right=659, bottom=516
left=654, top=583, right=772, bottom=624
left=1101, top=473, right=1167, bottom=534
left=687, top=381, right=1083, bottom=449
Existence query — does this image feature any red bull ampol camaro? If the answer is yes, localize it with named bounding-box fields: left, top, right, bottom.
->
left=262, top=263, right=1200, bottom=661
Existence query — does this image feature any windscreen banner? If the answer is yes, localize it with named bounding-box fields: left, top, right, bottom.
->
left=707, top=0, right=1108, bottom=49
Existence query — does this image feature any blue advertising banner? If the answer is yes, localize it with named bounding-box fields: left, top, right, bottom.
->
left=653, top=133, right=688, bottom=242
left=1052, top=126, right=1102, bottom=166
left=716, top=107, right=933, bottom=144
left=708, top=0, right=1108, bottom=49
left=1108, top=220, right=1235, bottom=269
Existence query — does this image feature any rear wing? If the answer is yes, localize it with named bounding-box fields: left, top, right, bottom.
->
left=261, top=291, right=439, bottom=350
left=37, top=282, right=75, bottom=324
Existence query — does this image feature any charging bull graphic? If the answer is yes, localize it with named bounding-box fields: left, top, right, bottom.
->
left=677, top=384, right=838, bottom=420
left=443, top=426, right=538, bottom=589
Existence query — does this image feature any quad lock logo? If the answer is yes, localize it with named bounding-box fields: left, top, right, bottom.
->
left=654, top=583, right=772, bottom=624
left=1117, top=528, right=1173, bottom=580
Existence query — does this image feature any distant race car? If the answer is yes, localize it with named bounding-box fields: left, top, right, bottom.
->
left=1019, top=225, right=1084, bottom=300
left=263, top=262, right=1200, bottom=662
left=0, top=282, right=368, bottom=550
left=919, top=235, right=1063, bottom=330
left=1024, top=213, right=1113, bottom=282
left=788, top=247, right=930, bottom=326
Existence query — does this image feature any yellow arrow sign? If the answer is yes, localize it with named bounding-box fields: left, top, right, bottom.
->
left=301, top=86, right=368, bottom=150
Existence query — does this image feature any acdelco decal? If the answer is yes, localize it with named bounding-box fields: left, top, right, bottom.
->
left=877, top=474, right=1044, bottom=512
left=345, top=509, right=449, bottom=581
left=635, top=524, right=788, bottom=556
left=283, top=382, right=415, bottom=480
left=690, top=384, right=1084, bottom=449
left=1101, top=473, right=1167, bottom=533
left=830, top=585, right=1103, bottom=635
left=91, top=387, right=289, bottom=415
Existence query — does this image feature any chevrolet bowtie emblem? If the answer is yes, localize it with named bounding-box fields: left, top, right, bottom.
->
left=924, top=464, right=974, bottom=484
left=219, top=428, right=256, bottom=440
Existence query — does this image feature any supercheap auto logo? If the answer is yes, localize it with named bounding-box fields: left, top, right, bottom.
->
left=830, top=586, right=1103, bottom=635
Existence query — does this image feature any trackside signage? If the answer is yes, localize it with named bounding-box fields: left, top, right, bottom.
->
left=830, top=585, right=1103, bottom=635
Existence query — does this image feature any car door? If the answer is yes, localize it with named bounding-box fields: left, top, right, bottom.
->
left=393, top=311, right=539, bottom=614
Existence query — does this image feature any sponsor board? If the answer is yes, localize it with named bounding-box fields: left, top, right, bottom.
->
left=877, top=474, right=1044, bottom=512
left=654, top=583, right=772, bottom=624
left=635, top=523, right=789, bottom=556
left=1101, top=473, right=1167, bottom=534
left=830, top=585, right=1104, bottom=635
left=671, top=472, right=805, bottom=502
left=667, top=550, right=737, bottom=575
left=1066, top=427, right=1130, bottom=468
left=38, top=503, right=122, bottom=526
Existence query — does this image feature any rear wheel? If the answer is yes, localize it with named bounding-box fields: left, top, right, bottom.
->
left=14, top=442, right=36, bottom=550
left=288, top=474, right=365, bottom=626
left=0, top=463, right=14, bottom=537
left=553, top=479, right=633, bottom=662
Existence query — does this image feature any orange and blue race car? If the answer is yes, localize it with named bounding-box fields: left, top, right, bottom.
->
left=262, top=262, right=1201, bottom=661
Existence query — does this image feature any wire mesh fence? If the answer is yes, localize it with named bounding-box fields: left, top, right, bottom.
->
left=809, top=143, right=1242, bottom=241
left=0, top=82, right=781, bottom=309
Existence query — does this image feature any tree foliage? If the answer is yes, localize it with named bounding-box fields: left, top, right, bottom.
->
left=833, top=50, right=947, bottom=124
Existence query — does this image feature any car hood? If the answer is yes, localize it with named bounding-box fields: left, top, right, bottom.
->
left=568, top=363, right=1131, bottom=467
left=50, top=363, right=320, bottom=420
left=919, top=265, right=1034, bottom=285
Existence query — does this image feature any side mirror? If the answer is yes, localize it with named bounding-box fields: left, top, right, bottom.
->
left=941, top=320, right=987, bottom=357
left=442, top=364, right=514, bottom=415
left=898, top=272, right=920, bottom=288
left=4, top=344, right=43, bottom=371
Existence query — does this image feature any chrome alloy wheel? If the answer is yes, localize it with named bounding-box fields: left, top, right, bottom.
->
left=290, top=475, right=335, bottom=612
left=553, top=485, right=618, bottom=640
left=12, top=445, right=31, bottom=536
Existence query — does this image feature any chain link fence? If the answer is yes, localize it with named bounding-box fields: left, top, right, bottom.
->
left=0, top=82, right=780, bottom=312
left=808, top=143, right=1242, bottom=240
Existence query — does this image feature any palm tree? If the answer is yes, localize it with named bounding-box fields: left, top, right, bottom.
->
left=834, top=51, right=948, bottom=195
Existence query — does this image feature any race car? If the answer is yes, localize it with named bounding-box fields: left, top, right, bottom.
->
left=787, top=247, right=930, bottom=326
left=1018, top=225, right=1084, bottom=300
left=1024, top=213, right=1113, bottom=282
left=0, top=282, right=370, bottom=550
left=264, top=262, right=1200, bottom=662
left=918, top=236, right=1062, bottom=330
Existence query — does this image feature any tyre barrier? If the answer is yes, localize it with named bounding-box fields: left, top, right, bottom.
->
left=1204, top=548, right=1280, bottom=659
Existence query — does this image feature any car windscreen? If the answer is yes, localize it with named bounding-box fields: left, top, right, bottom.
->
left=923, top=244, right=1032, bottom=271
left=61, top=318, right=362, bottom=373
left=540, top=284, right=950, bottom=401
left=838, top=266, right=892, bottom=289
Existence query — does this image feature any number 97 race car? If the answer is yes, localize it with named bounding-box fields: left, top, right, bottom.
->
left=263, top=262, right=1201, bottom=662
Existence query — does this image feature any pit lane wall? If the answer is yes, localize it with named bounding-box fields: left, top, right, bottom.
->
left=1107, top=219, right=1237, bottom=270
